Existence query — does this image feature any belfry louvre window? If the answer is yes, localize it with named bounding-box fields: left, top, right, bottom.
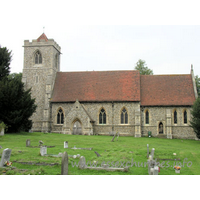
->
left=174, top=110, right=177, bottom=124
left=121, top=108, right=128, bottom=124
left=184, top=110, right=187, bottom=124
left=99, top=108, right=106, bottom=124
left=57, top=109, right=64, bottom=124
left=145, top=110, right=149, bottom=124
left=35, top=51, right=42, bottom=64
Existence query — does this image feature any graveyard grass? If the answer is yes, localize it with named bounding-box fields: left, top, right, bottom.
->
left=0, top=132, right=200, bottom=175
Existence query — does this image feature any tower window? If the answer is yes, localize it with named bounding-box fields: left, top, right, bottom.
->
left=35, top=51, right=42, bottom=64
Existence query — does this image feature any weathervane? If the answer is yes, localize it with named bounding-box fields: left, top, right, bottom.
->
left=43, top=27, right=45, bottom=33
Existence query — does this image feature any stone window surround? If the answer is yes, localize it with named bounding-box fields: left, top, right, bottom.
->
left=183, top=109, right=188, bottom=125
left=144, top=109, right=150, bottom=125
left=34, top=50, right=42, bottom=64
left=99, top=107, right=107, bottom=125
left=120, top=107, right=128, bottom=124
left=173, top=109, right=178, bottom=125
left=55, top=107, right=65, bottom=125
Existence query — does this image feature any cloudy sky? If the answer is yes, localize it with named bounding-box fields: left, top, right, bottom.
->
left=1, top=0, right=200, bottom=76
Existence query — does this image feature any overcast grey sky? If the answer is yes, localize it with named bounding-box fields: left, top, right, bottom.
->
left=1, top=0, right=200, bottom=76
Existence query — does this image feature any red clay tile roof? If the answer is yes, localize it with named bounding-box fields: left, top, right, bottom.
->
left=37, top=33, right=48, bottom=42
left=140, top=75, right=196, bottom=106
left=51, top=70, right=140, bottom=102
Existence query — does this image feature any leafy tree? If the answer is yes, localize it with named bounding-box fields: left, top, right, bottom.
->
left=190, top=98, right=200, bottom=139
left=0, top=46, right=37, bottom=133
left=0, top=46, right=12, bottom=80
left=134, top=59, right=153, bottom=75
left=195, top=75, right=200, bottom=97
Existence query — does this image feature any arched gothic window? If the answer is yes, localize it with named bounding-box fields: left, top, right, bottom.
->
left=35, top=51, right=42, bottom=64
left=57, top=108, right=64, bottom=124
left=121, top=108, right=128, bottom=124
left=174, top=110, right=177, bottom=124
left=184, top=110, right=187, bottom=124
left=99, top=108, right=106, bottom=124
left=145, top=110, right=149, bottom=124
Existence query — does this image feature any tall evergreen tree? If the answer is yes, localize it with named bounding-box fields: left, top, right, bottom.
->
left=195, top=75, right=200, bottom=97
left=190, top=98, right=200, bottom=139
left=0, top=46, right=12, bottom=80
left=134, top=59, right=153, bottom=75
left=0, top=46, right=37, bottom=133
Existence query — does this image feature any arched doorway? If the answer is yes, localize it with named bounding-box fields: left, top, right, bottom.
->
left=72, top=120, right=82, bottom=135
left=159, top=122, right=163, bottom=134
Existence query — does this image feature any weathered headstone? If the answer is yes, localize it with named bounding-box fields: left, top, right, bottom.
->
left=151, top=148, right=155, bottom=159
left=61, top=152, right=68, bottom=175
left=0, top=148, right=12, bottom=167
left=26, top=139, right=31, bottom=147
left=64, top=141, right=68, bottom=148
left=0, top=128, right=4, bottom=136
left=79, top=156, right=86, bottom=169
left=153, top=166, right=159, bottom=175
left=94, top=151, right=101, bottom=157
left=147, top=144, right=149, bottom=158
left=40, top=146, right=47, bottom=156
left=39, top=140, right=44, bottom=147
left=0, top=145, right=2, bottom=149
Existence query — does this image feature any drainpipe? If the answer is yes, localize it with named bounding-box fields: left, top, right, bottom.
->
left=141, top=107, right=144, bottom=136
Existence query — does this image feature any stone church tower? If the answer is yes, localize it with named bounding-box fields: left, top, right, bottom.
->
left=22, top=33, right=61, bottom=132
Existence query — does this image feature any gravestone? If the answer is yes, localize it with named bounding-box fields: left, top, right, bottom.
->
left=40, top=146, right=47, bottom=156
left=26, top=139, right=31, bottom=147
left=39, top=140, right=44, bottom=147
left=64, top=141, right=68, bottom=148
left=61, top=152, right=68, bottom=175
left=79, top=156, right=86, bottom=169
left=147, top=144, right=149, bottom=158
left=151, top=148, right=155, bottom=159
left=0, top=128, right=4, bottom=136
left=0, top=145, right=2, bottom=149
left=0, top=148, right=12, bottom=167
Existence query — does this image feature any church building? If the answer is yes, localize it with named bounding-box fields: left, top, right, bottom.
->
left=22, top=33, right=198, bottom=139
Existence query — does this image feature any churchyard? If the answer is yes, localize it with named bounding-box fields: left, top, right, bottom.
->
left=0, top=132, right=200, bottom=175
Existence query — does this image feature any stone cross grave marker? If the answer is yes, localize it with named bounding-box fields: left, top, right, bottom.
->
left=26, top=139, right=31, bottom=147
left=40, top=146, right=47, bottom=156
left=64, top=141, right=68, bottom=148
left=61, top=152, right=68, bottom=175
left=0, top=148, right=12, bottom=167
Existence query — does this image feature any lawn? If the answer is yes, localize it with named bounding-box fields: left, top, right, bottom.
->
left=0, top=132, right=200, bottom=175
